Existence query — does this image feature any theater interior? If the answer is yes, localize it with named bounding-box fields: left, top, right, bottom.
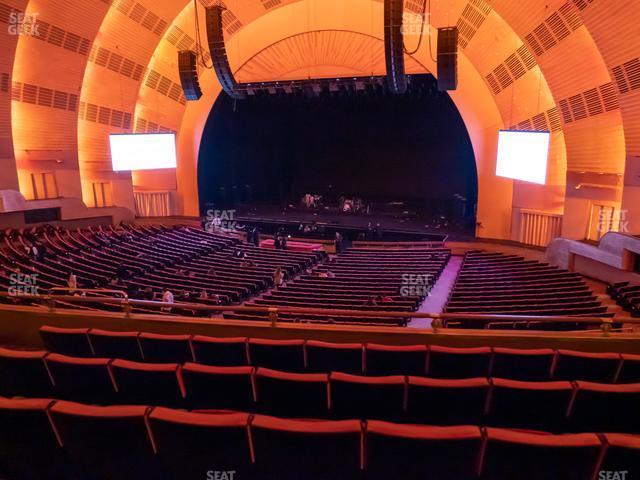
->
left=1, top=0, right=640, bottom=478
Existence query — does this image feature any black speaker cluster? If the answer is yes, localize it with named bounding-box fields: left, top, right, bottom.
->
left=437, top=27, right=458, bottom=91
left=178, top=50, right=203, bottom=101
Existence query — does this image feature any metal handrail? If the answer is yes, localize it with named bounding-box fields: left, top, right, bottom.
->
left=1, top=291, right=636, bottom=333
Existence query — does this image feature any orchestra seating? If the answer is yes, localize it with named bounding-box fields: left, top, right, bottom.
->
left=444, top=251, right=610, bottom=329
left=608, top=281, right=640, bottom=317
left=225, top=247, right=450, bottom=325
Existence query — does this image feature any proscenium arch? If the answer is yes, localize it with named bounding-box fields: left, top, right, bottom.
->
left=175, top=0, right=512, bottom=239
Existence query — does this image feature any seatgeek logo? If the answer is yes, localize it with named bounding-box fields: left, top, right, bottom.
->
left=599, top=471, right=629, bottom=480
left=206, top=471, right=236, bottom=480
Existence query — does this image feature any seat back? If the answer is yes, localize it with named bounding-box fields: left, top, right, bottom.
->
left=182, top=363, right=255, bottom=411
left=191, top=335, right=248, bottom=366
left=148, top=408, right=252, bottom=480
left=365, top=344, right=427, bottom=376
left=255, top=368, right=329, bottom=418
left=110, top=359, right=184, bottom=408
left=491, top=348, right=554, bottom=381
left=306, top=340, right=363, bottom=374
left=406, top=377, right=489, bottom=425
left=49, top=401, right=154, bottom=479
left=45, top=354, right=116, bottom=404
left=481, top=428, right=603, bottom=480
left=553, top=350, right=621, bottom=382
left=569, top=382, right=640, bottom=433
left=88, top=329, right=143, bottom=361
left=427, top=346, right=492, bottom=378
left=39, top=326, right=93, bottom=357
left=138, top=332, right=193, bottom=363
left=329, top=372, right=405, bottom=421
left=0, top=397, right=61, bottom=478
left=248, top=339, right=305, bottom=372
left=488, top=378, right=573, bottom=432
left=617, top=354, right=640, bottom=383
left=0, top=348, right=53, bottom=397
left=366, top=421, right=482, bottom=480
left=250, top=415, right=362, bottom=480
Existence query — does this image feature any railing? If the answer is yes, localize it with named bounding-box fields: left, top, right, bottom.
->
left=1, top=290, right=637, bottom=337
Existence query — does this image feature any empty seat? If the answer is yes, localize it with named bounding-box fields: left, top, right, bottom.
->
left=366, top=421, right=482, bottom=480
left=365, top=344, right=427, bottom=376
left=191, top=335, right=248, bottom=366
left=248, top=338, right=305, bottom=372
left=49, top=401, right=155, bottom=480
left=553, top=350, right=621, bottom=382
left=487, top=378, right=573, bottom=432
left=600, top=434, right=640, bottom=477
left=330, top=372, right=405, bottom=421
left=250, top=415, right=362, bottom=479
left=182, top=363, right=255, bottom=411
left=617, top=353, right=640, bottom=383
left=569, top=381, right=640, bottom=433
left=45, top=353, right=116, bottom=404
left=110, top=359, right=184, bottom=408
left=427, top=346, right=493, bottom=378
left=406, top=376, right=489, bottom=426
left=0, top=348, right=53, bottom=397
left=138, top=332, right=193, bottom=363
left=0, top=397, right=61, bottom=479
left=39, top=326, right=93, bottom=357
left=88, top=329, right=143, bottom=361
left=480, top=428, right=604, bottom=480
left=305, top=340, right=363, bottom=374
left=147, top=408, right=253, bottom=480
left=491, top=348, right=554, bottom=381
left=255, top=368, right=329, bottom=418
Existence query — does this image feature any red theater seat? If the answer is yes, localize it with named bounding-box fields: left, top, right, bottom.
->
left=138, top=332, right=194, bottom=363
left=427, top=345, right=493, bottom=378
left=365, top=344, right=427, bottom=376
left=88, top=329, right=143, bottom=361
left=617, top=353, right=640, bottom=383
left=39, top=326, right=93, bottom=357
left=600, top=434, right=640, bottom=477
left=255, top=368, right=329, bottom=418
left=148, top=409, right=253, bottom=480
left=191, top=335, right=249, bottom=366
left=553, top=350, right=622, bottom=383
left=247, top=338, right=305, bottom=372
left=0, top=348, right=53, bottom=397
left=250, top=415, right=362, bottom=480
left=45, top=353, right=116, bottom=404
left=182, top=363, right=255, bottom=411
left=480, top=428, right=604, bottom=480
left=568, top=381, right=640, bottom=433
left=0, top=397, right=60, bottom=479
left=487, top=378, right=573, bottom=432
left=305, top=340, right=363, bottom=374
left=491, top=347, right=555, bottom=381
left=406, top=376, right=489, bottom=425
left=329, top=372, right=405, bottom=421
left=49, top=401, right=155, bottom=480
left=365, top=421, right=482, bottom=480
left=110, top=359, right=184, bottom=408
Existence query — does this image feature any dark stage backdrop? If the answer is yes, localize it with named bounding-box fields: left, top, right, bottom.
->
left=198, top=75, right=477, bottom=220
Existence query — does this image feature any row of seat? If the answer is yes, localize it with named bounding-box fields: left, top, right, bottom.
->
left=2, top=350, right=639, bottom=433
left=37, top=326, right=640, bottom=382
left=1, top=396, right=638, bottom=480
left=608, top=281, right=640, bottom=317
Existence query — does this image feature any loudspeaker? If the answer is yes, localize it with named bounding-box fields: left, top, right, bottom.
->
left=384, top=0, right=407, bottom=94
left=437, top=27, right=458, bottom=91
left=206, top=5, right=245, bottom=99
left=178, top=50, right=202, bottom=101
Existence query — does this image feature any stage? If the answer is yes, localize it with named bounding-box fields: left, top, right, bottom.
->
left=232, top=205, right=475, bottom=243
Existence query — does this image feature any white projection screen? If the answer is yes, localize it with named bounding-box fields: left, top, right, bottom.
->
left=496, top=130, right=550, bottom=185
left=109, top=133, right=177, bottom=172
